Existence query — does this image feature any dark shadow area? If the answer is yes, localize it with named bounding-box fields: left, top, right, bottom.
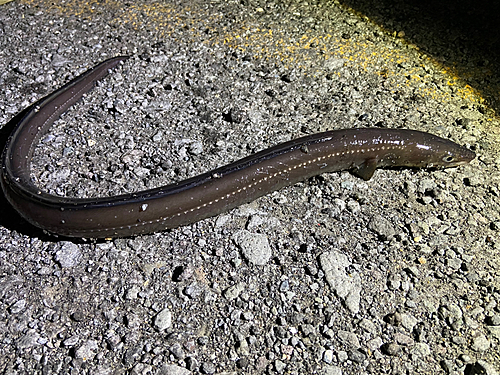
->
left=340, top=0, right=500, bottom=116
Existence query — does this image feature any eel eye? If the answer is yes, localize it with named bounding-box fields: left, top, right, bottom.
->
left=442, top=155, right=454, bottom=163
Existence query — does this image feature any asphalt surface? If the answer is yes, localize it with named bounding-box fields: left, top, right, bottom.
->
left=0, top=1, right=499, bottom=374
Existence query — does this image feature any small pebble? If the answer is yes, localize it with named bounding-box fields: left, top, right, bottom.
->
left=274, top=359, right=286, bottom=373
left=323, top=349, right=334, bottom=364
left=382, top=342, right=400, bottom=356
left=233, top=230, right=272, bottom=265
left=54, top=242, right=82, bottom=268
left=368, top=214, right=396, bottom=240
left=471, top=334, right=490, bottom=352
left=200, top=362, right=215, bottom=374
left=154, top=309, right=172, bottom=331
left=410, top=342, right=430, bottom=357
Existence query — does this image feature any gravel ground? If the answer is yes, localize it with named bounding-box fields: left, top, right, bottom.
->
left=0, top=1, right=499, bottom=374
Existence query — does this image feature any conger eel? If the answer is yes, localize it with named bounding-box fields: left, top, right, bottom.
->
left=0, top=56, right=476, bottom=238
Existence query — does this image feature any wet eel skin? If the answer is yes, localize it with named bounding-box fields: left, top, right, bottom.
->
left=0, top=56, right=476, bottom=238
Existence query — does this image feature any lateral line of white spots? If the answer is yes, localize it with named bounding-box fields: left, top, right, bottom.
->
left=85, top=145, right=401, bottom=234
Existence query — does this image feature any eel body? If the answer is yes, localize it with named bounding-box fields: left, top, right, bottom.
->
left=0, top=57, right=475, bottom=238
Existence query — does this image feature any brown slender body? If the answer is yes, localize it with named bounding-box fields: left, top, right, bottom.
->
left=0, top=57, right=475, bottom=238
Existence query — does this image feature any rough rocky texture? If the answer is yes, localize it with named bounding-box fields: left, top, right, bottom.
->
left=0, top=0, right=498, bottom=374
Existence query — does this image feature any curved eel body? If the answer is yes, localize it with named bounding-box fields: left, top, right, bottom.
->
left=1, top=56, right=475, bottom=238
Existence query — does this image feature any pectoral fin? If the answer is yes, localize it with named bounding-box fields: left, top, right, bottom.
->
left=353, top=158, right=378, bottom=181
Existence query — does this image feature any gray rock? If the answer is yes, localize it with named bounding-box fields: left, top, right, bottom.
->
left=465, top=316, right=479, bottom=329
left=382, top=342, right=400, bottom=356
left=327, top=198, right=347, bottom=218
left=471, top=334, right=490, bottom=352
left=486, top=314, right=500, bottom=326
left=348, top=349, right=366, bottom=363
left=236, top=338, right=250, bottom=356
left=452, top=335, right=466, bottom=345
left=125, top=313, right=141, bottom=330
left=410, top=342, right=430, bottom=357
left=385, top=312, right=402, bottom=326
left=152, top=130, right=163, bottom=143
left=274, top=359, right=286, bottom=373
left=154, top=308, right=172, bottom=331
left=346, top=200, right=361, bottom=214
left=387, top=273, right=401, bottom=290
left=323, top=349, right=334, bottom=364
left=324, top=365, right=342, bottom=375
left=319, top=250, right=361, bottom=314
left=51, top=54, right=72, bottom=67
left=9, top=299, right=26, bottom=314
left=188, top=141, right=203, bottom=155
left=200, top=362, right=216, bottom=374
left=401, top=314, right=418, bottom=332
left=405, top=266, right=420, bottom=277
left=170, top=343, right=185, bottom=359
left=55, top=242, right=82, bottom=268
left=359, top=318, right=377, bottom=334
left=233, top=230, right=272, bottom=265
left=105, top=331, right=121, bottom=350
left=160, top=364, right=192, bottom=375
left=75, top=340, right=99, bottom=362
left=63, top=335, right=79, bottom=347
left=418, top=178, right=437, bottom=195
left=184, top=283, right=203, bottom=299
left=367, top=337, right=383, bottom=351
left=324, top=57, right=346, bottom=70
left=279, top=279, right=290, bottom=292
left=337, top=331, right=360, bottom=349
left=16, top=330, right=40, bottom=350
left=301, top=323, right=316, bottom=336
left=368, top=214, right=396, bottom=240
left=439, top=303, right=463, bottom=321
left=131, top=363, right=153, bottom=375
left=224, top=282, right=245, bottom=300
left=447, top=257, right=462, bottom=270
left=242, top=311, right=254, bottom=321
left=323, top=328, right=335, bottom=339
left=126, top=285, right=141, bottom=300
left=336, top=351, right=348, bottom=362
left=394, top=332, right=414, bottom=346
left=124, top=345, right=142, bottom=367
